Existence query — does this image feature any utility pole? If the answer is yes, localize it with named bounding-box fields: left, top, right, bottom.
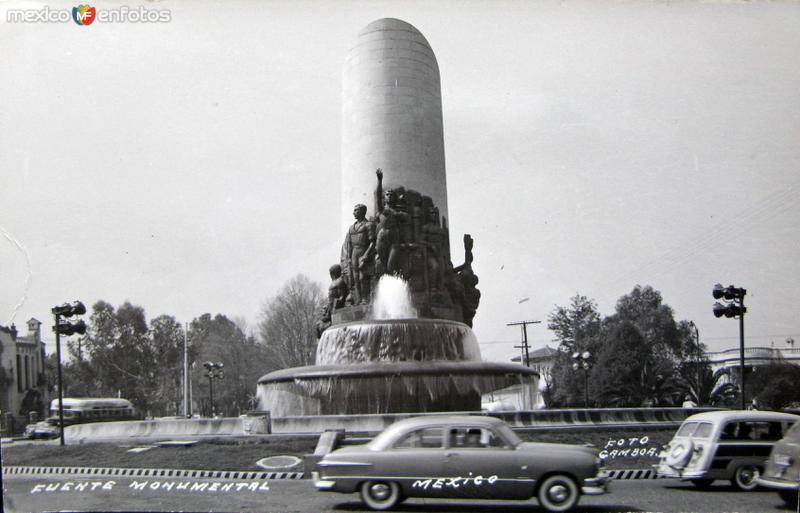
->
left=508, top=319, right=541, bottom=410
left=183, top=325, right=190, bottom=418
left=507, top=320, right=541, bottom=367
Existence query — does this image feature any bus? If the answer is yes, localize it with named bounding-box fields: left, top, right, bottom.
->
left=26, top=397, right=141, bottom=439
left=48, top=397, right=140, bottom=425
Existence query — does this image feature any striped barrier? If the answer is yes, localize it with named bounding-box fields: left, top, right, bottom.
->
left=3, top=465, right=661, bottom=480
left=606, top=469, right=661, bottom=480
left=2, top=466, right=303, bottom=480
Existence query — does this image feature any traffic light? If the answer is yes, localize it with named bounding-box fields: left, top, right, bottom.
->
left=52, top=301, right=87, bottom=337
left=713, top=302, right=746, bottom=318
left=55, top=319, right=87, bottom=336
left=711, top=284, right=747, bottom=318
left=712, top=284, right=746, bottom=301
left=51, top=301, right=87, bottom=317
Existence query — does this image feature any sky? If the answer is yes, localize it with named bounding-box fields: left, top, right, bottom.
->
left=2, top=0, right=799, bottom=363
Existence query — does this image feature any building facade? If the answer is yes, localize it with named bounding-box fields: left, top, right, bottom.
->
left=705, top=346, right=800, bottom=374
left=0, top=318, right=49, bottom=432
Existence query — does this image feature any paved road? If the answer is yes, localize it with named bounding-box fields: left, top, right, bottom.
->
left=3, top=474, right=797, bottom=513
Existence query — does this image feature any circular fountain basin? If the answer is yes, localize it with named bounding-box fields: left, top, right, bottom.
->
left=316, top=317, right=481, bottom=365
left=257, top=360, right=539, bottom=416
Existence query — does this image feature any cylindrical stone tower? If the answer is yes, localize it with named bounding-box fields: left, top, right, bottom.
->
left=341, top=18, right=448, bottom=232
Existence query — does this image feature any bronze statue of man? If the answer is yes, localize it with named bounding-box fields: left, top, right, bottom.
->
left=327, top=263, right=349, bottom=312
left=343, top=203, right=376, bottom=304
left=374, top=169, right=408, bottom=276
left=421, top=205, right=445, bottom=292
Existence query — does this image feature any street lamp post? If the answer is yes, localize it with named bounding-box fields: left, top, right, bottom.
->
left=203, top=362, right=224, bottom=417
left=51, top=301, right=87, bottom=446
left=712, top=284, right=747, bottom=410
left=571, top=351, right=593, bottom=408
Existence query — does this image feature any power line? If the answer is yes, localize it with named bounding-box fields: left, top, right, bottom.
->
left=604, top=183, right=798, bottom=288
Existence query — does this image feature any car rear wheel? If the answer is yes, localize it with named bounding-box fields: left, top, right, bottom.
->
left=537, top=474, right=579, bottom=513
left=730, top=465, right=760, bottom=491
left=778, top=489, right=798, bottom=506
left=690, top=479, right=714, bottom=489
left=360, top=480, right=400, bottom=511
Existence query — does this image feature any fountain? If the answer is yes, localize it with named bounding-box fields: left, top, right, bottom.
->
left=256, top=18, right=538, bottom=421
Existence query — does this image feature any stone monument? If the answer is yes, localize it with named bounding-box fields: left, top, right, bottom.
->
left=258, top=18, right=538, bottom=416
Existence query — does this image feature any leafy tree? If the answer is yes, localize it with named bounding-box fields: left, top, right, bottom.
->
left=189, top=313, right=266, bottom=417
left=82, top=301, right=156, bottom=411
left=547, top=286, right=702, bottom=408
left=547, top=294, right=601, bottom=353
left=546, top=294, right=601, bottom=407
left=591, top=321, right=650, bottom=406
left=257, top=274, right=324, bottom=369
left=748, top=362, right=800, bottom=410
left=610, top=285, right=681, bottom=362
left=148, top=315, right=185, bottom=416
left=674, top=320, right=717, bottom=406
left=61, top=339, right=99, bottom=397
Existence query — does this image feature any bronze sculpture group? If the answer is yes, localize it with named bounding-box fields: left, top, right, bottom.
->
left=316, top=169, right=481, bottom=336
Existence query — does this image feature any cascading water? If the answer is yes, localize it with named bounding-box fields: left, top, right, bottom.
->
left=257, top=275, right=538, bottom=416
left=371, top=275, right=417, bottom=320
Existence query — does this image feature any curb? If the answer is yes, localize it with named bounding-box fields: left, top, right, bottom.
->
left=2, top=466, right=304, bottom=480
left=3, top=465, right=660, bottom=480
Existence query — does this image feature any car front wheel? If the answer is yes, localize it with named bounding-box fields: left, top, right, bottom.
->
left=360, top=481, right=400, bottom=511
left=730, top=465, right=760, bottom=491
left=537, top=474, right=579, bottom=513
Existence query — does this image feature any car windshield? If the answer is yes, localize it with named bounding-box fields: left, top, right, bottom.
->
left=492, top=423, right=521, bottom=447
left=784, top=421, right=800, bottom=441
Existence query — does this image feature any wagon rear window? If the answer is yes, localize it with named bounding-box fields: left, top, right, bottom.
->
left=694, top=423, right=713, bottom=438
left=677, top=422, right=698, bottom=437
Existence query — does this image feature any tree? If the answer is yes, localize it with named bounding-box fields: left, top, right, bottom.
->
left=675, top=320, right=717, bottom=406
left=547, top=294, right=601, bottom=353
left=547, top=286, right=700, bottom=408
left=546, top=294, right=601, bottom=407
left=82, top=301, right=156, bottom=411
left=591, top=321, right=651, bottom=406
left=748, top=362, right=800, bottom=410
left=148, top=315, right=184, bottom=416
left=257, top=274, right=324, bottom=370
left=611, top=285, right=681, bottom=362
left=190, top=313, right=266, bottom=417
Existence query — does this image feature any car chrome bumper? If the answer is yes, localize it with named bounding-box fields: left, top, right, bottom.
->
left=655, top=463, right=705, bottom=480
left=312, top=472, right=336, bottom=491
left=755, top=476, right=800, bottom=491
left=582, top=470, right=611, bottom=495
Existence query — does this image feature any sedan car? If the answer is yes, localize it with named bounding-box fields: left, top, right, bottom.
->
left=24, top=418, right=60, bottom=440
left=314, top=415, right=609, bottom=512
left=756, top=419, right=800, bottom=506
